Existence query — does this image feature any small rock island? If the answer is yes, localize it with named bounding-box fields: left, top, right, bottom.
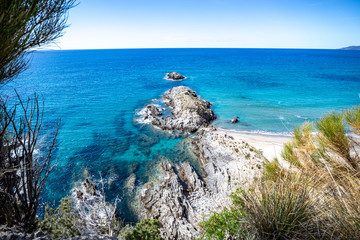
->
left=141, top=86, right=216, bottom=132
left=165, top=72, right=186, bottom=80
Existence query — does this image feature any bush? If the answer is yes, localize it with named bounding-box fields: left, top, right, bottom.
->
left=199, top=204, right=248, bottom=240
left=40, top=197, right=84, bottom=239
left=124, top=218, right=163, bottom=240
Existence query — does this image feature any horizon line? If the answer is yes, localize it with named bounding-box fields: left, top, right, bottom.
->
left=36, top=46, right=353, bottom=51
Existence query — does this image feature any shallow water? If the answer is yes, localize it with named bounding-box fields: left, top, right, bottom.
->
left=1, top=48, right=360, bottom=221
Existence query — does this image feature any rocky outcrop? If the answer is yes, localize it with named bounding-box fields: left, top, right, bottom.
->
left=231, top=116, right=239, bottom=123
left=140, top=127, right=266, bottom=239
left=0, top=225, right=50, bottom=240
left=144, top=104, right=162, bottom=119
left=141, top=160, right=199, bottom=239
left=191, top=127, right=266, bottom=196
left=166, top=72, right=185, bottom=80
left=146, top=86, right=216, bottom=132
left=84, top=178, right=96, bottom=196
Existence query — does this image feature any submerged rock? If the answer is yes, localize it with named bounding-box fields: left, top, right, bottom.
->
left=124, top=173, right=136, bottom=192
left=166, top=72, right=185, bottom=80
left=137, top=134, right=158, bottom=148
left=150, top=86, right=216, bottom=132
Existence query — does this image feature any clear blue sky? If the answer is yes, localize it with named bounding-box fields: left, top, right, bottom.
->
left=56, top=0, right=360, bottom=49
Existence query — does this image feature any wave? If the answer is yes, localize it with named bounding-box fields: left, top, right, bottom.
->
left=295, top=115, right=308, bottom=120
left=217, top=127, right=293, bottom=137
left=135, top=102, right=165, bottom=124
left=70, top=178, right=119, bottom=227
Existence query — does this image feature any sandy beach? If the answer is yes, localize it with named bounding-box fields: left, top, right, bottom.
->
left=216, top=128, right=292, bottom=161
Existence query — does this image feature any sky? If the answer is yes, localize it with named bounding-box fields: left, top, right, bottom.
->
left=54, top=0, right=360, bottom=49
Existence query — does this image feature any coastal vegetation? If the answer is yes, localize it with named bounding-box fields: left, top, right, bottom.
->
left=199, top=107, right=360, bottom=240
left=0, top=0, right=76, bottom=231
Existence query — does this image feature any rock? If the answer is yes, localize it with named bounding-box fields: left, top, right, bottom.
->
left=138, top=86, right=215, bottom=132
left=0, top=225, right=51, bottom=240
left=76, top=190, right=84, bottom=200
left=191, top=127, right=266, bottom=195
left=124, top=173, right=136, bottom=191
left=141, top=160, right=200, bottom=239
left=150, top=86, right=216, bottom=132
left=145, top=104, right=162, bottom=118
left=138, top=104, right=163, bottom=124
left=166, top=72, right=185, bottom=80
left=127, top=162, right=140, bottom=175
left=231, top=116, right=239, bottom=123
left=84, top=178, right=96, bottom=196
left=137, top=127, right=268, bottom=239
left=137, top=134, right=157, bottom=148
left=178, top=162, right=204, bottom=194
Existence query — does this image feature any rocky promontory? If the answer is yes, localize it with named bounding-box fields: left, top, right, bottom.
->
left=135, top=85, right=270, bottom=239
left=141, top=86, right=216, bottom=132
left=140, top=127, right=266, bottom=239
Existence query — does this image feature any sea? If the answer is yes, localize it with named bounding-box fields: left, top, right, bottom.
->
left=1, top=48, right=360, bottom=221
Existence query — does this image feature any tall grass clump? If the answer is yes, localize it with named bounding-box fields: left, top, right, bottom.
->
left=316, top=111, right=357, bottom=169
left=200, top=107, right=360, bottom=239
left=345, top=106, right=360, bottom=134
left=239, top=178, right=317, bottom=240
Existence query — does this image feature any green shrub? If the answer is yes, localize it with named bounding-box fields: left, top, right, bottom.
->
left=40, top=197, right=84, bottom=239
left=199, top=206, right=248, bottom=240
left=124, top=218, right=163, bottom=240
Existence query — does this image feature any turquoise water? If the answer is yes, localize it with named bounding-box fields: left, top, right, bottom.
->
left=2, top=48, right=360, bottom=220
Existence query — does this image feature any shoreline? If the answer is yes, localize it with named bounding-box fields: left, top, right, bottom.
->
left=215, top=127, right=292, bottom=161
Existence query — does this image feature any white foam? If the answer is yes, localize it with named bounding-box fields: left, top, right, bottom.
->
left=295, top=115, right=308, bottom=119
left=217, top=127, right=293, bottom=137
left=135, top=103, right=165, bottom=124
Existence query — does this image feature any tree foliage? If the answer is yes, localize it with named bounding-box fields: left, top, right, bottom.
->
left=0, top=0, right=75, bottom=229
left=40, top=197, right=84, bottom=239
left=124, top=219, right=163, bottom=240
left=0, top=0, right=76, bottom=84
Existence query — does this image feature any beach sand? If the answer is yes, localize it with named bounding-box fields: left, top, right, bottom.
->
left=216, top=129, right=292, bottom=161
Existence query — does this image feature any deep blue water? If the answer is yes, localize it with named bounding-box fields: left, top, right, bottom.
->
left=1, top=48, right=360, bottom=220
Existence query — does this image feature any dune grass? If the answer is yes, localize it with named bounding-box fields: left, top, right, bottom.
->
left=200, top=107, right=360, bottom=240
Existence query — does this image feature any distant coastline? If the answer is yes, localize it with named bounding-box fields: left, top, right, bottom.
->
left=340, top=45, right=360, bottom=50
